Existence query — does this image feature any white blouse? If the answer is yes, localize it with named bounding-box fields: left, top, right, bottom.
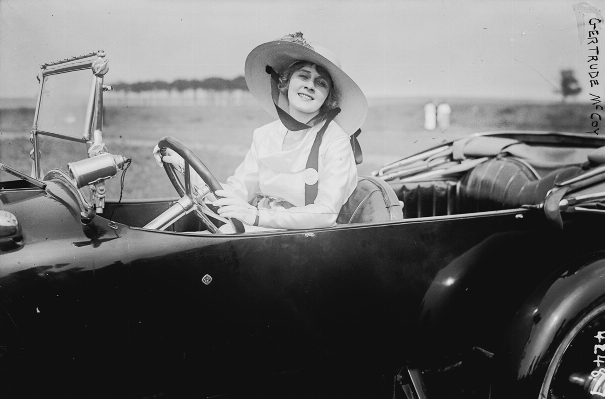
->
left=221, top=119, right=358, bottom=229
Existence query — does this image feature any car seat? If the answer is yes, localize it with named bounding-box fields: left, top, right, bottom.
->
left=337, top=176, right=404, bottom=224
left=457, top=157, right=584, bottom=213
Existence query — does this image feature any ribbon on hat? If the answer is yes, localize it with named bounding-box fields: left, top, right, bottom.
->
left=351, top=129, right=363, bottom=165
left=266, top=66, right=325, bottom=131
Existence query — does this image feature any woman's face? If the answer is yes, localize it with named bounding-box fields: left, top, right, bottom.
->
left=287, top=64, right=331, bottom=120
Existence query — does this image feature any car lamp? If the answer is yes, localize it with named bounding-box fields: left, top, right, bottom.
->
left=68, top=153, right=129, bottom=188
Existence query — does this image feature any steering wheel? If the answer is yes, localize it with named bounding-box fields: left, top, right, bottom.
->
left=144, top=136, right=245, bottom=234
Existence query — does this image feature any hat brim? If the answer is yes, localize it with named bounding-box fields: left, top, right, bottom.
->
left=245, top=40, right=368, bottom=135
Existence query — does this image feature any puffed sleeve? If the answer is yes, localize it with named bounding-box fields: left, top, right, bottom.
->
left=259, top=136, right=357, bottom=229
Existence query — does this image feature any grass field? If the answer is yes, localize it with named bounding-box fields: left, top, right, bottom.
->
left=0, top=97, right=595, bottom=199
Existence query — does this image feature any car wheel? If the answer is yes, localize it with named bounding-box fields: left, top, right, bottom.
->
left=540, top=301, right=605, bottom=398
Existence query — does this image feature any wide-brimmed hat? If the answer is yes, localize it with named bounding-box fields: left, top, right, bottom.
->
left=245, top=32, right=368, bottom=136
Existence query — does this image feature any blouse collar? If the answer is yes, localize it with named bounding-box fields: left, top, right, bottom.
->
left=257, top=121, right=325, bottom=173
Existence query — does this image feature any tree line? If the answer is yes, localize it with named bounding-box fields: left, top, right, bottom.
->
left=109, top=76, right=248, bottom=93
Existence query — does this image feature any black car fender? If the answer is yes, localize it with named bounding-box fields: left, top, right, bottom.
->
left=414, top=226, right=563, bottom=368
left=491, top=252, right=605, bottom=398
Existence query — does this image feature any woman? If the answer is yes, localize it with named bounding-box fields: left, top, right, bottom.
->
left=155, top=32, right=367, bottom=231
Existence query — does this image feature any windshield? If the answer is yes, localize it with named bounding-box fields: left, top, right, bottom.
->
left=36, top=69, right=93, bottom=139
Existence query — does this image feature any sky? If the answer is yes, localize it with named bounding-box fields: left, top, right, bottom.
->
left=0, top=0, right=603, bottom=100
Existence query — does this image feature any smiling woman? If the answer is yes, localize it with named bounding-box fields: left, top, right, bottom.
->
left=279, top=61, right=336, bottom=122
left=154, top=32, right=369, bottom=232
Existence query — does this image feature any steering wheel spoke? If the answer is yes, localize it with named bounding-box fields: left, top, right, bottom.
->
left=193, top=204, right=221, bottom=234
left=183, top=161, right=192, bottom=196
left=143, top=194, right=196, bottom=230
left=152, top=136, right=246, bottom=234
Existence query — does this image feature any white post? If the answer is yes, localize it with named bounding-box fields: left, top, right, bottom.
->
left=424, top=102, right=437, bottom=130
left=437, top=103, right=451, bottom=129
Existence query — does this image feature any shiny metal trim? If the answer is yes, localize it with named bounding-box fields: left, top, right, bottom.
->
left=43, top=169, right=95, bottom=220
left=399, top=157, right=489, bottom=183
left=35, top=130, right=88, bottom=143
left=197, top=203, right=228, bottom=224
left=561, top=191, right=605, bottom=207
left=570, top=206, right=605, bottom=215
left=193, top=208, right=221, bottom=234
left=93, top=76, right=104, bottom=133
left=41, top=63, right=93, bottom=77
left=374, top=145, right=450, bottom=176
left=407, top=367, right=428, bottom=399
left=40, top=51, right=97, bottom=69
left=83, top=75, right=97, bottom=140
left=40, top=51, right=99, bottom=76
left=573, top=191, right=605, bottom=202
left=557, top=164, right=605, bottom=187
left=143, top=195, right=195, bottom=230
left=380, top=159, right=449, bottom=181
left=184, top=163, right=191, bottom=194
left=31, top=72, right=46, bottom=179
left=0, top=163, right=46, bottom=189
left=0, top=210, right=21, bottom=240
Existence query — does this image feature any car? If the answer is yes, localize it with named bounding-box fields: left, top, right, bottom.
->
left=2, top=51, right=605, bottom=399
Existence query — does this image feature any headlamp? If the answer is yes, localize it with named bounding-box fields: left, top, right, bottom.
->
left=68, top=153, right=129, bottom=188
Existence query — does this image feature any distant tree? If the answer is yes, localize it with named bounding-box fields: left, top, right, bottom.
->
left=129, top=81, right=148, bottom=93
left=171, top=79, right=192, bottom=103
left=107, top=76, right=249, bottom=105
left=201, top=77, right=230, bottom=91
left=230, top=76, right=249, bottom=91
left=111, top=81, right=130, bottom=93
left=559, top=69, right=582, bottom=102
left=150, top=80, right=170, bottom=92
left=171, top=79, right=192, bottom=93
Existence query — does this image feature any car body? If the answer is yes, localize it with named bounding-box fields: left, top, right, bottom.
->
left=2, top=51, right=605, bottom=399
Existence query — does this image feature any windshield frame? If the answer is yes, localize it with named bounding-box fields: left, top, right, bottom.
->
left=30, top=50, right=106, bottom=179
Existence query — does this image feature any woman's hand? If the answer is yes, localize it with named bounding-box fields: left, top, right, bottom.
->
left=153, top=145, right=215, bottom=202
left=213, top=190, right=258, bottom=226
left=152, top=145, right=185, bottom=173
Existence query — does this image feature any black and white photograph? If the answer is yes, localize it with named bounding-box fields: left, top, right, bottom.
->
left=1, top=0, right=605, bottom=398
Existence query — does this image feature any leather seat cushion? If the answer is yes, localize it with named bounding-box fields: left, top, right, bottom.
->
left=458, top=157, right=583, bottom=212
left=337, top=176, right=403, bottom=224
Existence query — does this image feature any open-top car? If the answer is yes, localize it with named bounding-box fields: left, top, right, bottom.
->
left=2, top=51, right=605, bottom=399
